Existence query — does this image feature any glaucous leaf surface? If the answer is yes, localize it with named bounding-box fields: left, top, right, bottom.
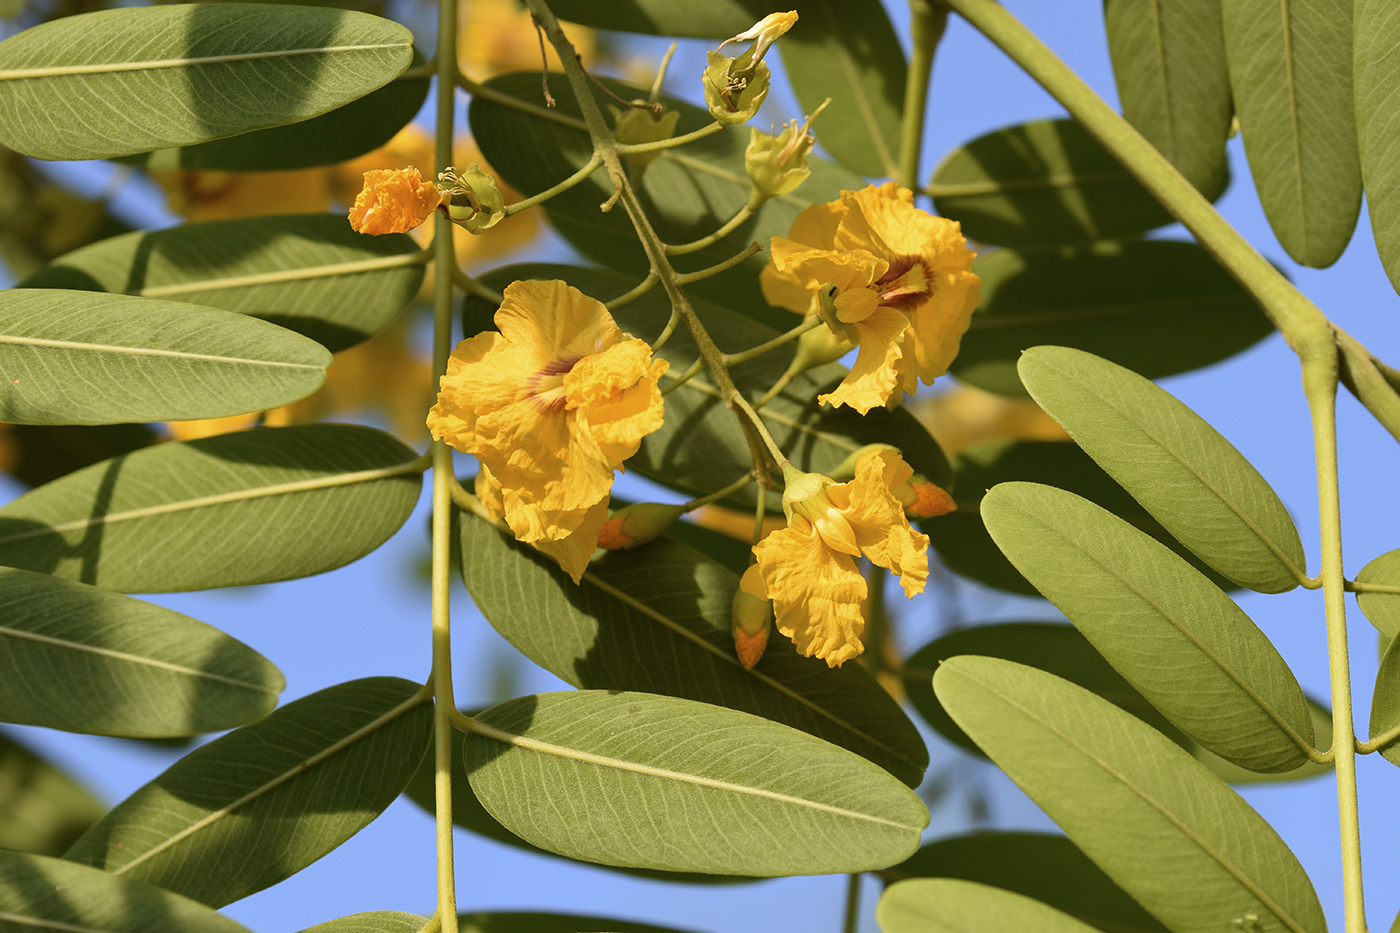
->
left=952, top=241, right=1271, bottom=397
left=65, top=677, right=432, bottom=907
left=928, top=119, right=1212, bottom=247
left=403, top=717, right=752, bottom=884
left=0, top=424, right=422, bottom=592
left=300, top=914, right=427, bottom=933
left=0, top=731, right=106, bottom=856
left=1357, top=0, right=1400, bottom=296
left=1357, top=548, right=1400, bottom=638
left=0, top=289, right=329, bottom=425
left=0, top=4, right=415, bottom=160
left=0, top=568, right=282, bottom=736
left=468, top=75, right=865, bottom=322
left=933, top=658, right=1326, bottom=933
left=880, top=832, right=1168, bottom=933
left=463, top=691, right=928, bottom=876
left=921, top=438, right=1238, bottom=596
left=0, top=850, right=255, bottom=932
left=877, top=878, right=1100, bottom=933
left=456, top=515, right=928, bottom=786
left=1103, top=0, right=1232, bottom=196
left=121, top=54, right=429, bottom=172
left=465, top=263, right=953, bottom=508
left=982, top=483, right=1314, bottom=772
left=1019, top=346, right=1307, bottom=593
left=22, top=215, right=424, bottom=353
left=1221, top=0, right=1360, bottom=266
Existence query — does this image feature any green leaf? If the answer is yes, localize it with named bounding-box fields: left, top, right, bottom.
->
left=0, top=423, right=422, bottom=592
left=65, top=677, right=432, bottom=908
left=466, top=263, right=952, bottom=507
left=456, top=514, right=929, bottom=786
left=922, top=438, right=1239, bottom=596
left=0, top=850, right=254, bottom=933
left=1189, top=698, right=1332, bottom=785
left=0, top=730, right=106, bottom=856
left=0, top=4, right=415, bottom=161
left=1103, top=0, right=1232, bottom=196
left=21, top=215, right=425, bottom=353
left=402, top=714, right=753, bottom=884
left=928, top=119, right=1205, bottom=247
left=933, top=657, right=1326, bottom=933
left=1357, top=549, right=1400, bottom=638
left=779, top=0, right=905, bottom=178
left=457, top=914, right=701, bottom=933
left=952, top=241, right=1272, bottom=397
left=1357, top=0, right=1400, bottom=295
left=1018, top=346, right=1307, bottom=593
left=538, top=0, right=763, bottom=35
left=879, top=832, right=1168, bottom=933
left=1221, top=0, right=1360, bottom=266
left=0, top=568, right=282, bottom=735
left=300, top=913, right=428, bottom=933
left=468, top=74, right=865, bottom=319
left=877, top=878, right=1101, bottom=933
left=464, top=690, right=927, bottom=876
left=1, top=422, right=157, bottom=488
left=982, top=483, right=1314, bottom=773
left=902, top=622, right=1187, bottom=757
left=1369, top=636, right=1400, bottom=766
left=0, top=289, right=330, bottom=425
left=122, top=56, right=429, bottom=172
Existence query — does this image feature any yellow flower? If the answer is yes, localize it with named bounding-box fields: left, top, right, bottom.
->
left=751, top=448, right=930, bottom=667
left=475, top=466, right=609, bottom=583
left=762, top=183, right=981, bottom=414
left=428, top=280, right=668, bottom=582
left=348, top=167, right=444, bottom=235
left=913, top=383, right=1070, bottom=454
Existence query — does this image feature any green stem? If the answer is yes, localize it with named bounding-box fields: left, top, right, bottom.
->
left=843, top=873, right=861, bottom=933
left=1335, top=326, right=1400, bottom=443
left=457, top=68, right=587, bottom=130
left=648, top=42, right=677, bottom=104
left=725, top=315, right=823, bottom=367
left=430, top=0, right=460, bottom=928
left=660, top=356, right=706, bottom=396
left=897, top=0, right=949, bottom=191
left=666, top=205, right=755, bottom=255
left=683, top=473, right=756, bottom=511
left=674, top=242, right=763, bottom=284
left=731, top=391, right=787, bottom=466
left=617, top=120, right=726, bottom=155
left=503, top=155, right=602, bottom=216
left=754, top=369, right=796, bottom=409
left=452, top=267, right=504, bottom=305
left=1349, top=581, right=1400, bottom=595
left=604, top=271, right=659, bottom=310
left=1302, top=342, right=1366, bottom=932
left=1357, top=723, right=1400, bottom=755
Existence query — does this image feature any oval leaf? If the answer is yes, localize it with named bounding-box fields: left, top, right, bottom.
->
left=1357, top=0, right=1400, bottom=295
left=463, top=690, right=928, bottom=876
left=540, top=0, right=762, bottom=35
left=64, top=677, right=432, bottom=907
left=0, top=568, right=282, bottom=735
left=456, top=514, right=928, bottom=787
left=1018, top=346, right=1307, bottom=592
left=0, top=4, right=415, bottom=160
left=982, top=482, right=1313, bottom=772
left=1222, top=0, right=1360, bottom=266
left=928, top=119, right=1200, bottom=247
left=0, top=731, right=106, bottom=856
left=1369, top=635, right=1400, bottom=767
left=1357, top=548, right=1400, bottom=639
left=22, top=215, right=425, bottom=353
left=300, top=914, right=427, bottom=933
left=878, top=878, right=1101, bottom=933
left=880, top=832, right=1168, bottom=933
left=0, top=289, right=330, bottom=425
left=0, top=850, right=254, bottom=933
left=952, top=240, right=1272, bottom=397
left=0, top=423, right=423, bottom=592
left=933, top=657, right=1326, bottom=933
left=1104, top=0, right=1232, bottom=196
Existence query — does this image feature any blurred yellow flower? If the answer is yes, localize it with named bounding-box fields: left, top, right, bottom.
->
left=762, top=183, right=981, bottom=414
left=428, top=280, right=668, bottom=582
left=458, top=0, right=593, bottom=79
left=349, top=167, right=443, bottom=235
left=913, top=384, right=1069, bottom=454
left=751, top=448, right=929, bottom=667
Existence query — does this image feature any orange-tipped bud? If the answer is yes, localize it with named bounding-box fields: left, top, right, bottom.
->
left=596, top=502, right=685, bottom=550
left=731, top=564, right=772, bottom=669
left=901, top=478, right=956, bottom=518
left=348, top=167, right=443, bottom=235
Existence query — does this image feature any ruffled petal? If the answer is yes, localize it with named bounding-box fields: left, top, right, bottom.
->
left=348, top=167, right=442, bottom=235
left=910, top=267, right=981, bottom=382
left=817, top=307, right=910, bottom=414
left=753, top=523, right=868, bottom=666
left=580, top=358, right=669, bottom=467
left=495, top=279, right=624, bottom=365
left=476, top=468, right=606, bottom=583
left=784, top=197, right=846, bottom=249
left=840, top=449, right=929, bottom=598
left=759, top=261, right=819, bottom=314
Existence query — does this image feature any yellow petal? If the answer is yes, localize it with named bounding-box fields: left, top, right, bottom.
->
left=477, top=466, right=606, bottom=583
left=818, top=307, right=910, bottom=414
left=348, top=167, right=442, bottom=235
left=753, top=523, right=867, bottom=667
left=839, top=449, right=929, bottom=598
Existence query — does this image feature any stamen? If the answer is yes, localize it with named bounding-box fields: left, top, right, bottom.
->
left=527, top=354, right=583, bottom=410
left=875, top=254, right=932, bottom=311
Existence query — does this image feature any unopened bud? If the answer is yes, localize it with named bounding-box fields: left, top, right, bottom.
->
left=744, top=101, right=826, bottom=208
left=731, top=564, right=772, bottom=670
left=597, top=502, right=685, bottom=550
left=612, top=102, right=681, bottom=179
left=899, top=477, right=956, bottom=518
left=703, top=52, right=771, bottom=125
left=437, top=163, right=505, bottom=234
left=786, top=315, right=853, bottom=375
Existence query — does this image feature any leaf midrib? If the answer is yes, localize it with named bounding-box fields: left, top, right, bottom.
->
left=0, top=334, right=323, bottom=369
left=0, top=42, right=409, bottom=81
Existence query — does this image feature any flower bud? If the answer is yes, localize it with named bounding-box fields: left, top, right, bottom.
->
left=786, top=315, right=853, bottom=375
left=611, top=102, right=682, bottom=179
left=731, top=564, right=772, bottom=670
left=744, top=101, right=826, bottom=207
left=899, top=477, right=956, bottom=518
left=437, top=163, right=505, bottom=234
left=596, top=502, right=685, bottom=550
left=720, top=11, right=798, bottom=63
left=703, top=53, right=771, bottom=125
